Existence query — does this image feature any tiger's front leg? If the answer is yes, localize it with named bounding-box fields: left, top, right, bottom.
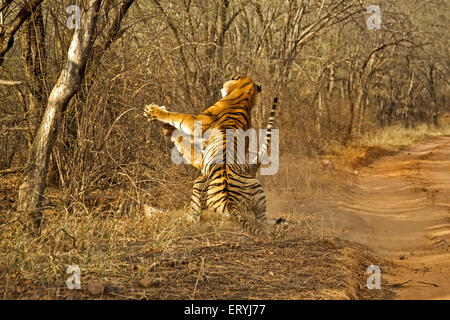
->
left=143, top=103, right=168, bottom=121
left=144, top=103, right=209, bottom=137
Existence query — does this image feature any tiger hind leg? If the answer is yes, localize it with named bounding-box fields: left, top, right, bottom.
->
left=226, top=205, right=269, bottom=238
left=187, top=175, right=208, bottom=223
left=248, top=179, right=288, bottom=238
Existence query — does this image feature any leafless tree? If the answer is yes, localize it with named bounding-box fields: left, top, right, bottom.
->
left=17, top=0, right=103, bottom=230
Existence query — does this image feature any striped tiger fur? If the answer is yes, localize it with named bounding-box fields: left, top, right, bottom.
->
left=144, top=76, right=286, bottom=238
left=161, top=96, right=278, bottom=176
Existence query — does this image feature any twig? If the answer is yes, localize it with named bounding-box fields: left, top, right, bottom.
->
left=0, top=79, right=22, bottom=86
left=383, top=279, right=412, bottom=287
left=191, top=256, right=205, bottom=300
left=103, top=107, right=141, bottom=144
left=55, top=228, right=76, bottom=249
left=148, top=261, right=162, bottom=271
left=0, top=167, right=22, bottom=176
left=417, top=281, right=439, bottom=287
left=148, top=257, right=196, bottom=271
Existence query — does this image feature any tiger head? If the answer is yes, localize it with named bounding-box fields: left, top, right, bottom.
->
left=220, top=75, right=261, bottom=98
left=220, top=75, right=261, bottom=109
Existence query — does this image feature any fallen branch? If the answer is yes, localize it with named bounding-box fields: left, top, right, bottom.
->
left=192, top=257, right=206, bottom=300
left=0, top=167, right=22, bottom=176
left=0, top=79, right=23, bottom=86
left=383, top=279, right=412, bottom=287
left=418, top=281, right=439, bottom=287
left=55, top=228, right=76, bottom=249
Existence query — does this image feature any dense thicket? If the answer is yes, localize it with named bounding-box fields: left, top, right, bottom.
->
left=0, top=0, right=448, bottom=216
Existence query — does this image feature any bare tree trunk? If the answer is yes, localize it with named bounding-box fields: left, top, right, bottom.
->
left=21, top=4, right=47, bottom=147
left=428, top=65, right=439, bottom=127
left=17, top=0, right=102, bottom=231
left=347, top=41, right=403, bottom=140
left=349, top=88, right=365, bottom=138
left=403, top=66, right=414, bottom=128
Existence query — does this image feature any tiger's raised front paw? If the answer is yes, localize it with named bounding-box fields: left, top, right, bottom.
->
left=143, top=103, right=167, bottom=121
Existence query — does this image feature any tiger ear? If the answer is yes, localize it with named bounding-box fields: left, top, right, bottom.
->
left=231, top=74, right=241, bottom=81
left=256, top=84, right=262, bottom=93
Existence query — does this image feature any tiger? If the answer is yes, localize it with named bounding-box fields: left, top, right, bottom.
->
left=144, top=76, right=286, bottom=238
left=159, top=94, right=279, bottom=225
left=163, top=95, right=279, bottom=220
left=187, top=96, right=282, bottom=230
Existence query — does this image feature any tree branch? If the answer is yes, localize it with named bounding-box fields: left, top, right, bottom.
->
left=0, top=0, right=44, bottom=66
left=0, top=79, right=22, bottom=85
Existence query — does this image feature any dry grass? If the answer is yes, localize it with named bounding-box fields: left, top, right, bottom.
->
left=0, top=201, right=393, bottom=299
left=0, top=200, right=192, bottom=296
left=0, top=150, right=359, bottom=300
left=339, top=121, right=450, bottom=169
left=357, top=123, right=450, bottom=150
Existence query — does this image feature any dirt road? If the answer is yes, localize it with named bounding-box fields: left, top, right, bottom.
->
left=331, top=136, right=450, bottom=299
